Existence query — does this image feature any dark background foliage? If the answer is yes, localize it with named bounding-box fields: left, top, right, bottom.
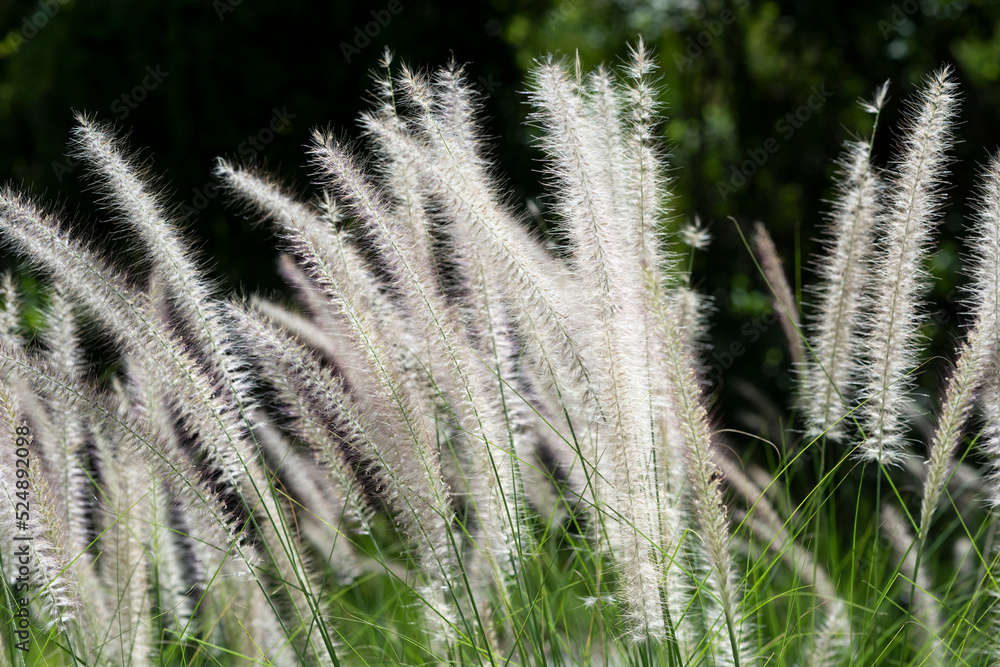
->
left=1, top=0, right=997, bottom=443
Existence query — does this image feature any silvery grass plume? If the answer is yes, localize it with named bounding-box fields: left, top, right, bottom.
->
left=802, top=82, right=887, bottom=442
left=528, top=55, right=666, bottom=642
left=858, top=68, right=958, bottom=465
left=918, top=153, right=1000, bottom=535
left=906, top=151, right=1000, bottom=665
left=752, top=222, right=803, bottom=371
left=214, top=45, right=748, bottom=661
left=0, top=127, right=336, bottom=663
left=967, top=154, right=1000, bottom=504
left=213, top=162, right=463, bottom=647
left=6, top=40, right=1000, bottom=667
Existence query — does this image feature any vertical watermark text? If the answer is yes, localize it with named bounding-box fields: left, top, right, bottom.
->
left=10, top=423, right=33, bottom=652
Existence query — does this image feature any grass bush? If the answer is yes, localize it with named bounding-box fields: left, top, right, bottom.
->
left=0, top=42, right=997, bottom=666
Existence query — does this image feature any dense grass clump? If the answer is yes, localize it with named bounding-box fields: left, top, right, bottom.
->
left=0, top=43, right=998, bottom=666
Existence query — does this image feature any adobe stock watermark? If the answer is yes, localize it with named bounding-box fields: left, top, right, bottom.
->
left=214, top=0, right=244, bottom=21
left=340, top=0, right=409, bottom=64
left=17, top=0, right=71, bottom=50
left=51, top=65, right=171, bottom=183
left=110, top=65, right=169, bottom=121
left=473, top=73, right=501, bottom=95
left=878, top=0, right=963, bottom=40
left=543, top=0, right=586, bottom=30
left=716, top=84, right=833, bottom=202
left=673, top=0, right=750, bottom=72
left=706, top=284, right=961, bottom=384
left=706, top=311, right=778, bottom=383
left=179, top=107, right=296, bottom=218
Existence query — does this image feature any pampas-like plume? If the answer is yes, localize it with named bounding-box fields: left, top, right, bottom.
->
left=917, top=342, right=980, bottom=538
left=802, top=95, right=883, bottom=441
left=529, top=58, right=664, bottom=640
left=907, top=156, right=1000, bottom=659
left=859, top=68, right=958, bottom=464
left=213, top=163, right=461, bottom=642
left=968, top=154, right=1000, bottom=505
left=92, top=410, right=154, bottom=667
left=6, top=42, right=1000, bottom=667
left=753, top=222, right=803, bottom=370
left=0, top=189, right=251, bottom=494
left=652, top=283, right=745, bottom=663
left=233, top=304, right=370, bottom=555
left=310, top=128, right=525, bottom=585
left=915, top=146, right=1000, bottom=524
left=0, top=136, right=336, bottom=665
left=0, top=381, right=84, bottom=644
left=71, top=116, right=238, bottom=385
left=38, top=291, right=91, bottom=560
left=374, top=64, right=595, bottom=424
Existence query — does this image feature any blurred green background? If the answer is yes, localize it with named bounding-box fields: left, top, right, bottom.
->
left=1, top=0, right=997, bottom=441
